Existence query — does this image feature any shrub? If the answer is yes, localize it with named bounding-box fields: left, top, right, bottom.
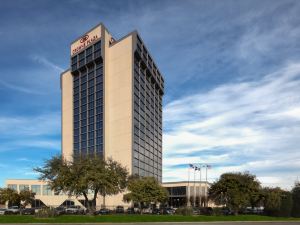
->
left=35, top=207, right=57, bottom=218
left=279, top=191, right=293, bottom=217
left=175, top=207, right=193, bottom=216
left=212, top=207, right=223, bottom=216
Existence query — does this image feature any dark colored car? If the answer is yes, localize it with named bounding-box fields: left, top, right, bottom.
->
left=115, top=206, right=124, bottom=214
left=126, top=207, right=135, bottom=214
left=55, top=207, right=65, bottom=215
left=152, top=208, right=161, bottom=215
left=96, top=208, right=111, bottom=215
left=199, top=207, right=213, bottom=216
left=21, top=208, right=35, bottom=215
left=222, top=208, right=234, bottom=216
left=161, top=207, right=175, bottom=215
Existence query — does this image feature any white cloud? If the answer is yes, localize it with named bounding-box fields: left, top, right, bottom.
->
left=0, top=112, right=60, bottom=137
left=163, top=62, right=300, bottom=189
left=31, top=55, right=64, bottom=73
left=0, top=112, right=61, bottom=153
left=0, top=79, right=44, bottom=95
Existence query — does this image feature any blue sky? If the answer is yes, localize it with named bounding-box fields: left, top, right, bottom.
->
left=0, top=0, right=300, bottom=189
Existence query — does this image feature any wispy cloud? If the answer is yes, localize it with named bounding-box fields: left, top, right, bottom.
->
left=163, top=62, right=300, bottom=189
left=0, top=112, right=61, bottom=137
left=31, top=55, right=64, bottom=73
left=0, top=79, right=44, bottom=95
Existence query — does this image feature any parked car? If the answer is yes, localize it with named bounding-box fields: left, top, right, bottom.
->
left=0, top=209, right=7, bottom=215
left=55, top=206, right=66, bottom=216
left=21, top=208, right=35, bottom=215
left=65, top=205, right=85, bottom=215
left=96, top=208, right=111, bottom=215
left=222, top=208, right=234, bottom=216
left=152, top=208, right=161, bottom=215
left=115, top=206, right=124, bottom=214
left=161, top=207, right=175, bottom=215
left=6, top=206, right=20, bottom=214
left=199, top=207, right=213, bottom=216
left=126, top=207, right=139, bottom=214
left=142, top=207, right=152, bottom=214
left=34, top=207, right=43, bottom=214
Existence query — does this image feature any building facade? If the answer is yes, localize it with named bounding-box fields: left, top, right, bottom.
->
left=5, top=23, right=164, bottom=209
left=163, top=181, right=211, bottom=208
left=61, top=23, right=164, bottom=182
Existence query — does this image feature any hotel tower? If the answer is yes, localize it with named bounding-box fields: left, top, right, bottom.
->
left=61, top=23, right=164, bottom=182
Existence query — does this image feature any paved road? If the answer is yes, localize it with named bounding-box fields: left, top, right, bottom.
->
left=2, top=223, right=300, bottom=225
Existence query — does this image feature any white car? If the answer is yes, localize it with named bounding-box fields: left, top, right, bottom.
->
left=0, top=209, right=7, bottom=215
left=65, top=205, right=85, bottom=214
left=6, top=206, right=20, bottom=214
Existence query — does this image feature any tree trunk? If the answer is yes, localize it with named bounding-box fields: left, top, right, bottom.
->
left=102, top=194, right=106, bottom=209
left=82, top=192, right=92, bottom=214
left=92, top=189, right=98, bottom=213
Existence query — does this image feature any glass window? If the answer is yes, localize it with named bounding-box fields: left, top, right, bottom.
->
left=94, top=42, right=101, bottom=51
left=89, top=117, right=94, bottom=124
left=89, top=124, right=94, bottom=132
left=71, top=56, right=77, bottom=65
left=96, top=98, right=102, bottom=106
left=88, top=87, right=94, bottom=95
left=81, top=74, right=87, bottom=83
left=88, top=71, right=94, bottom=80
left=96, top=129, right=103, bottom=137
left=7, top=184, right=17, bottom=191
left=31, top=185, right=41, bottom=195
left=81, top=141, right=87, bottom=148
left=86, top=46, right=92, bottom=55
left=81, top=82, right=87, bottom=90
left=96, top=83, right=102, bottom=91
left=96, top=68, right=103, bottom=76
left=42, top=185, right=52, bottom=196
left=96, top=75, right=103, bottom=83
left=88, top=139, right=94, bottom=146
left=96, top=106, right=103, bottom=114
left=94, top=50, right=101, bottom=58
left=96, top=121, right=103, bottom=129
left=79, top=52, right=84, bottom=60
left=88, top=94, right=94, bottom=103
left=81, top=126, right=87, bottom=133
left=96, top=136, right=103, bottom=145
left=96, top=91, right=103, bottom=99
left=81, top=133, right=87, bottom=141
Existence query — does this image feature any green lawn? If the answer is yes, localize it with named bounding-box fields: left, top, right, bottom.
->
left=0, top=215, right=300, bottom=223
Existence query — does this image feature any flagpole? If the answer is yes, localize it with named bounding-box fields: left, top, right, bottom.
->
left=204, top=165, right=208, bottom=207
left=193, top=167, right=197, bottom=207
left=187, top=166, right=191, bottom=207
left=199, top=166, right=202, bottom=207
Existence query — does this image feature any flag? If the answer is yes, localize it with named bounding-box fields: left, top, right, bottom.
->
left=207, top=165, right=212, bottom=169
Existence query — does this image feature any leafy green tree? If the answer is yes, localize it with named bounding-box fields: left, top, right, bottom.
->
left=292, top=182, right=300, bottom=217
left=279, top=191, right=293, bottom=217
left=123, top=176, right=168, bottom=213
left=262, top=187, right=282, bottom=216
left=262, top=187, right=293, bottom=217
left=208, top=172, right=261, bottom=215
left=19, top=189, right=36, bottom=208
left=0, top=188, right=21, bottom=206
left=35, top=155, right=128, bottom=213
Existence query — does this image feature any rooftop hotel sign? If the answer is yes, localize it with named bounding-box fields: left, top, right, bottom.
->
left=71, top=26, right=101, bottom=56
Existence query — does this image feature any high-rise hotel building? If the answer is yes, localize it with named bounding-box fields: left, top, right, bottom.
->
left=61, top=23, right=164, bottom=181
